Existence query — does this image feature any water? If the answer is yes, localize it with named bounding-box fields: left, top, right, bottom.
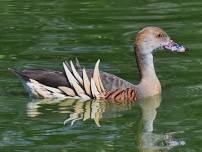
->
left=0, top=0, right=202, bottom=151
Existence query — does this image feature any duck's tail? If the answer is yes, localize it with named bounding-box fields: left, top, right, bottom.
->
left=8, top=68, right=30, bottom=80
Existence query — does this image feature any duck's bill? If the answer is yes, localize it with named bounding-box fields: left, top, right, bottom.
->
left=163, top=40, right=186, bottom=52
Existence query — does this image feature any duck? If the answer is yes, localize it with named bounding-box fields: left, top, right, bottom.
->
left=10, top=26, right=186, bottom=101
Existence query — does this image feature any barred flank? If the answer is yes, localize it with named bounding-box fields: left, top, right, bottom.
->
left=103, top=88, right=137, bottom=102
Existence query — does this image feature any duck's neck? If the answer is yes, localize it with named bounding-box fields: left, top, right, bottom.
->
left=135, top=47, right=161, bottom=98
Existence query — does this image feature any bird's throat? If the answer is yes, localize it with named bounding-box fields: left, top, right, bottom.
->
left=135, top=47, right=161, bottom=98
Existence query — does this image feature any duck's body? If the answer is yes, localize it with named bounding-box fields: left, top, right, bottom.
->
left=11, top=27, right=185, bottom=101
left=11, top=63, right=138, bottom=101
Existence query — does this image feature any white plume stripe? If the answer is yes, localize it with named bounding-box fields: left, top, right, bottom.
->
left=52, top=93, right=67, bottom=98
left=63, top=62, right=91, bottom=99
left=63, top=62, right=79, bottom=86
left=62, top=59, right=105, bottom=99
left=70, top=60, right=83, bottom=84
left=93, top=59, right=102, bottom=93
left=25, top=59, right=106, bottom=99
left=64, top=61, right=72, bottom=72
left=90, top=78, right=100, bottom=98
left=44, top=85, right=63, bottom=93
left=93, top=59, right=106, bottom=93
left=29, top=79, right=69, bottom=98
left=29, top=79, right=53, bottom=98
left=37, top=90, right=52, bottom=98
left=79, top=94, right=91, bottom=100
left=82, top=68, right=91, bottom=96
left=58, top=86, right=76, bottom=96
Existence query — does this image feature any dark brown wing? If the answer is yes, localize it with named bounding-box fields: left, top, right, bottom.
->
left=10, top=68, right=136, bottom=92
left=9, top=69, right=70, bottom=88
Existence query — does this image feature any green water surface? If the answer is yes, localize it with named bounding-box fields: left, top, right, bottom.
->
left=0, top=0, right=202, bottom=151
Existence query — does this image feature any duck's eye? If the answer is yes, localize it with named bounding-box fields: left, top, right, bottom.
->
left=157, top=33, right=166, bottom=38
left=157, top=33, right=164, bottom=38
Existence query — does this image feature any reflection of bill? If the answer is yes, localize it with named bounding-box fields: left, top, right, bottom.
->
left=138, top=131, right=185, bottom=152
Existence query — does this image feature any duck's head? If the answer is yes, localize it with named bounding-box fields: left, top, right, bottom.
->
left=135, top=26, right=186, bottom=55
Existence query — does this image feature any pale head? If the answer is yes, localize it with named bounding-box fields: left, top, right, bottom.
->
left=135, top=26, right=185, bottom=55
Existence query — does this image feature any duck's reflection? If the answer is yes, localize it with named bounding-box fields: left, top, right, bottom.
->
left=27, top=98, right=106, bottom=127
left=27, top=95, right=185, bottom=151
left=137, top=95, right=161, bottom=132
left=136, top=95, right=185, bottom=151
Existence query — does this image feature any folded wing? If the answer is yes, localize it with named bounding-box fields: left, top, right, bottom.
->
left=10, top=59, right=137, bottom=101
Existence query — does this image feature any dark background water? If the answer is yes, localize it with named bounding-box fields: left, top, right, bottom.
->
left=0, top=0, right=202, bottom=151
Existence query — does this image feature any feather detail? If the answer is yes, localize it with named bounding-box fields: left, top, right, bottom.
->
left=29, top=79, right=53, bottom=98
left=58, top=86, right=76, bottom=96
left=62, top=60, right=108, bottom=99
left=93, top=59, right=102, bottom=93
left=44, top=85, right=63, bottom=93
left=51, top=92, right=67, bottom=98
left=63, top=60, right=106, bottom=99
left=75, top=57, right=81, bottom=69
left=93, top=59, right=105, bottom=92
left=63, top=62, right=79, bottom=85
left=90, top=78, right=100, bottom=98
left=63, top=62, right=91, bottom=99
left=82, top=68, right=91, bottom=96
left=17, top=59, right=107, bottom=100
left=64, top=61, right=72, bottom=72
left=79, top=94, right=91, bottom=100
left=70, top=60, right=83, bottom=84
left=29, top=79, right=67, bottom=98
